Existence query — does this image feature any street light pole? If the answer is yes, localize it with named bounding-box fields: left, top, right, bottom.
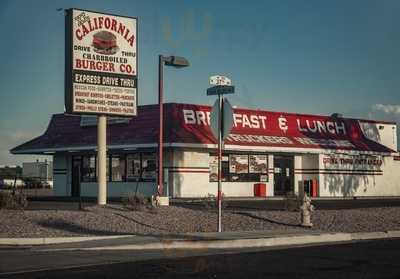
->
left=157, top=55, right=189, bottom=198
left=158, top=55, right=164, bottom=197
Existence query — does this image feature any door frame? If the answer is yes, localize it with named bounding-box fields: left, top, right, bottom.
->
left=71, top=156, right=82, bottom=197
left=273, top=155, right=294, bottom=196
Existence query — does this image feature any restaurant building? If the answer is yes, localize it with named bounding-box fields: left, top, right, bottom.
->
left=11, top=103, right=400, bottom=198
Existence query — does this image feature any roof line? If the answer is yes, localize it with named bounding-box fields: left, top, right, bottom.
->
left=11, top=142, right=394, bottom=156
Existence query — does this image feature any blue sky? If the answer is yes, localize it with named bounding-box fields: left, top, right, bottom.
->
left=0, top=0, right=399, bottom=165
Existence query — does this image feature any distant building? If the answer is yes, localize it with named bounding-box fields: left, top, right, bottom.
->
left=22, top=160, right=53, bottom=180
left=0, top=165, right=23, bottom=187
left=0, top=179, right=25, bottom=188
left=0, top=165, right=21, bottom=179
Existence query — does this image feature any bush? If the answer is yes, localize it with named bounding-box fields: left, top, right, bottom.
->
left=0, top=191, right=28, bottom=210
left=284, top=191, right=300, bottom=211
left=122, top=192, right=151, bottom=211
left=202, top=193, right=227, bottom=210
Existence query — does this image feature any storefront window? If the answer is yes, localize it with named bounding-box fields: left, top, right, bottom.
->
left=111, top=155, right=125, bottom=182
left=82, top=155, right=96, bottom=182
left=141, top=153, right=157, bottom=181
left=249, top=154, right=268, bottom=182
left=127, top=153, right=141, bottom=181
left=210, top=153, right=268, bottom=182
left=78, top=152, right=158, bottom=183
left=229, top=154, right=249, bottom=182
left=209, top=155, right=229, bottom=182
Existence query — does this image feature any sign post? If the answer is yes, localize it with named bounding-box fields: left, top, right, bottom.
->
left=97, top=114, right=107, bottom=205
left=207, top=76, right=234, bottom=232
left=65, top=9, right=138, bottom=205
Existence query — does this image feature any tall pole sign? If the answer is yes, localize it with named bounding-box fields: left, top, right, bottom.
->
left=207, top=75, right=235, bottom=232
left=65, top=9, right=138, bottom=205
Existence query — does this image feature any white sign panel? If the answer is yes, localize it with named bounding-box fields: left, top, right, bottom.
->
left=66, top=9, right=137, bottom=116
left=210, top=75, right=232, bottom=86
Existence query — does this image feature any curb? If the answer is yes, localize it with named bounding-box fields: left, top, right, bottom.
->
left=79, top=233, right=353, bottom=251
left=1, top=230, right=399, bottom=248
left=38, top=230, right=400, bottom=252
left=0, top=235, right=135, bottom=246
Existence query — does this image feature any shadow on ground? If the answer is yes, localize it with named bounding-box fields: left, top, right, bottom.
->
left=232, top=211, right=301, bottom=228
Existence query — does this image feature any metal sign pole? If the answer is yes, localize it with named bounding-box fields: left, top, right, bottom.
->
left=207, top=76, right=235, bottom=233
left=217, top=94, right=223, bottom=232
left=98, top=115, right=107, bottom=205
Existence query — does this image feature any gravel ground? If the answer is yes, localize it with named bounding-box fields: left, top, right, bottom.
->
left=0, top=205, right=399, bottom=238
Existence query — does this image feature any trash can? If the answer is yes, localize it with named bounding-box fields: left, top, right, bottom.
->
left=304, top=179, right=318, bottom=198
left=303, top=180, right=311, bottom=196
left=254, top=183, right=266, bottom=197
left=311, top=178, right=318, bottom=198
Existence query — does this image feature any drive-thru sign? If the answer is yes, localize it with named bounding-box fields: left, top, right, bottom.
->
left=65, top=9, right=138, bottom=206
left=65, top=9, right=138, bottom=117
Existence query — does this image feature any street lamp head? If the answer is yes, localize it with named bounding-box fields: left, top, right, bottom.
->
left=163, top=55, right=190, bottom=68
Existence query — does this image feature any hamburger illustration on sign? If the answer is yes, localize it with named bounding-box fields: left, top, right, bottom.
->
left=92, top=30, right=119, bottom=55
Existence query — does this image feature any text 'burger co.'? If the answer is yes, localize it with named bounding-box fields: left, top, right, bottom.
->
left=65, top=9, right=137, bottom=116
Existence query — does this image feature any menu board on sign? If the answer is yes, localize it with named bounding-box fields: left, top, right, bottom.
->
left=65, top=9, right=137, bottom=116
left=229, top=155, right=249, bottom=174
left=249, top=155, right=267, bottom=173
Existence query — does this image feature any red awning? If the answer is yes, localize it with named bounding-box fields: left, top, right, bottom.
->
left=168, top=103, right=395, bottom=154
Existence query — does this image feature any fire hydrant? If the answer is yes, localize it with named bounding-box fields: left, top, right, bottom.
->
left=300, top=194, right=314, bottom=227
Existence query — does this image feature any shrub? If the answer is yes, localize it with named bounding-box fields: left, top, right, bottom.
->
left=0, top=191, right=28, bottom=210
left=284, top=191, right=300, bottom=211
left=202, top=193, right=227, bottom=211
left=122, top=192, right=151, bottom=211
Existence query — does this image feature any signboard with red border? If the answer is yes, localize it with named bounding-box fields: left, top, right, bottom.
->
left=169, top=103, right=395, bottom=153
left=65, top=9, right=137, bottom=116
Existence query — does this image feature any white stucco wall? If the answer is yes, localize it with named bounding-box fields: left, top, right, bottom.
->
left=293, top=154, right=319, bottom=196
left=319, top=153, right=400, bottom=197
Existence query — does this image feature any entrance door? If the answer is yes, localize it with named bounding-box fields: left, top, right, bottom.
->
left=71, top=156, right=81, bottom=197
left=273, top=156, right=294, bottom=196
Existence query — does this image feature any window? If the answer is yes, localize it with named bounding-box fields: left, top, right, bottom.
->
left=77, top=152, right=158, bottom=183
left=249, top=154, right=268, bottom=182
left=209, top=155, right=218, bottom=182
left=209, top=155, right=229, bottom=182
left=82, top=155, right=96, bottom=182
left=229, top=154, right=249, bottom=182
left=127, top=154, right=141, bottom=181
left=141, top=153, right=157, bottom=181
left=210, top=153, right=268, bottom=182
left=110, top=155, right=125, bottom=182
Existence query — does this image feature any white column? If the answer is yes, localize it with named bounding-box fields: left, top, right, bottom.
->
left=294, top=155, right=302, bottom=195
left=268, top=154, right=274, bottom=197
left=98, top=115, right=107, bottom=205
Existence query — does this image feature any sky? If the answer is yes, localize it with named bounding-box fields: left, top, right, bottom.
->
left=0, top=0, right=399, bottom=165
